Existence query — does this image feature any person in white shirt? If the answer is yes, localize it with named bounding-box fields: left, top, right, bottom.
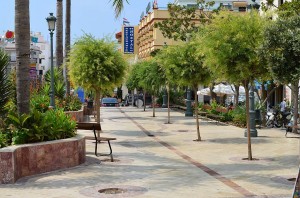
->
left=280, top=98, right=287, bottom=113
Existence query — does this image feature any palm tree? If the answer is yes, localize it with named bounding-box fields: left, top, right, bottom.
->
left=65, top=0, right=71, bottom=95
left=0, top=49, right=12, bottom=116
left=15, top=0, right=30, bottom=114
left=112, top=0, right=129, bottom=17
left=56, top=0, right=64, bottom=68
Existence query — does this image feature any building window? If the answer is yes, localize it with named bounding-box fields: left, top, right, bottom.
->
left=239, top=7, right=246, bottom=12
left=186, top=4, right=197, bottom=8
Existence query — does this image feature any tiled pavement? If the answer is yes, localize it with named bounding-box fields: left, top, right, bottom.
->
left=0, top=106, right=299, bottom=198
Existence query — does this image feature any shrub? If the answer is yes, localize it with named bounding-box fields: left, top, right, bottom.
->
left=231, top=105, right=247, bottom=127
left=0, top=132, right=7, bottom=148
left=30, top=92, right=50, bottom=113
left=59, top=95, right=82, bottom=111
left=4, top=109, right=76, bottom=145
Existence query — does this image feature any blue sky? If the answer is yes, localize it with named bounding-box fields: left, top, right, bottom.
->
left=0, top=0, right=172, bottom=43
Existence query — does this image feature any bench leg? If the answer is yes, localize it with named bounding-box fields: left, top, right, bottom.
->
left=97, top=140, right=114, bottom=162
left=107, top=141, right=114, bottom=162
left=95, top=141, right=98, bottom=156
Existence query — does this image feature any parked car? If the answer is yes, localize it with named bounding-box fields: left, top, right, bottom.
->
left=101, top=97, right=119, bottom=107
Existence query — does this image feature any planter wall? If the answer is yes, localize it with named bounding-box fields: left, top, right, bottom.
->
left=65, top=108, right=84, bottom=122
left=0, top=135, right=85, bottom=184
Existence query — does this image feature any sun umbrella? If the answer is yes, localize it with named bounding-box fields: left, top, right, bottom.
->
left=213, top=84, right=235, bottom=96
left=197, top=87, right=211, bottom=96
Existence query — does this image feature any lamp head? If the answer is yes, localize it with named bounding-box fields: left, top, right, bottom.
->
left=46, top=13, right=57, bottom=32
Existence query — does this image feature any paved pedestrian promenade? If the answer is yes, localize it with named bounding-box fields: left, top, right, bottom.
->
left=0, top=107, right=299, bottom=198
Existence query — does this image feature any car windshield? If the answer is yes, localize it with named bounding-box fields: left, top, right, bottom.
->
left=102, top=98, right=118, bottom=103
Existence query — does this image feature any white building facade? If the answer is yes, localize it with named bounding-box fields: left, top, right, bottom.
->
left=0, top=31, right=51, bottom=79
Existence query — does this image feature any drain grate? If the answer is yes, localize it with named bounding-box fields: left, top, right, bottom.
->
left=98, top=188, right=127, bottom=194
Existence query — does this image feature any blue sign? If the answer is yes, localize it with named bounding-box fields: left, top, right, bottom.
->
left=124, top=26, right=134, bottom=54
left=31, top=36, right=38, bottom=43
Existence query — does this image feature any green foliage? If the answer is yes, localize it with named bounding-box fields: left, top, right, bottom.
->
left=157, top=88, right=185, bottom=106
left=68, top=34, right=127, bottom=92
left=155, top=0, right=216, bottom=41
left=278, top=0, right=300, bottom=18
left=157, top=42, right=211, bottom=90
left=262, top=15, right=300, bottom=85
left=126, top=62, right=143, bottom=91
left=0, top=49, right=12, bottom=116
left=60, top=95, right=82, bottom=111
left=135, top=60, right=167, bottom=96
left=231, top=105, right=247, bottom=127
left=44, top=67, right=65, bottom=99
left=199, top=11, right=269, bottom=85
left=4, top=109, right=76, bottom=145
left=30, top=92, right=50, bottom=113
left=0, top=132, right=7, bottom=148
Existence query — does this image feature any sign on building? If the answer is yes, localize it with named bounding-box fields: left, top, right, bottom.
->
left=123, top=26, right=134, bottom=54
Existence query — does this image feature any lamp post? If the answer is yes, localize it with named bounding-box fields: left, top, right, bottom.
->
left=162, top=88, right=167, bottom=108
left=46, top=13, right=57, bottom=108
left=184, top=34, right=193, bottom=117
left=244, top=85, right=257, bottom=137
left=185, top=87, right=193, bottom=117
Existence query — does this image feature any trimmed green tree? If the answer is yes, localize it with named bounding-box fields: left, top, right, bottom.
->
left=137, top=59, right=167, bottom=117
left=157, top=42, right=211, bottom=141
left=199, top=11, right=268, bottom=159
left=262, top=15, right=300, bottom=133
left=68, top=34, right=127, bottom=126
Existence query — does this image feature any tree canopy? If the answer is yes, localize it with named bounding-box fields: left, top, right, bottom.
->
left=156, top=42, right=211, bottom=141
left=68, top=34, right=127, bottom=123
left=196, top=11, right=268, bottom=159
left=262, top=15, right=300, bottom=132
left=69, top=34, right=127, bottom=92
left=155, top=0, right=216, bottom=41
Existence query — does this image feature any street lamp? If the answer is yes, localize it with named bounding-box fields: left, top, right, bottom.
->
left=244, top=85, right=258, bottom=137
left=46, top=13, right=56, bottom=108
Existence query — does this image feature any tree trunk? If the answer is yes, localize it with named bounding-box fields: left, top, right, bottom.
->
left=234, top=84, right=239, bottom=106
left=244, top=82, right=253, bottom=160
left=95, top=91, right=101, bottom=138
left=143, top=91, right=146, bottom=111
left=56, top=0, right=64, bottom=68
left=194, top=86, right=201, bottom=141
left=291, top=81, right=299, bottom=133
left=261, top=81, right=267, bottom=127
left=210, top=84, right=217, bottom=102
left=152, top=95, right=155, bottom=117
left=64, top=0, right=71, bottom=95
left=15, top=0, right=30, bottom=114
left=167, top=86, right=171, bottom=124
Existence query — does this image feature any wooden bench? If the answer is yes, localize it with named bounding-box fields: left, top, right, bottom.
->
left=206, top=106, right=228, bottom=124
left=76, top=122, right=116, bottom=162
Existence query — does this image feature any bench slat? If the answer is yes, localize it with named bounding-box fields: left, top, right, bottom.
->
left=77, top=122, right=101, bottom=130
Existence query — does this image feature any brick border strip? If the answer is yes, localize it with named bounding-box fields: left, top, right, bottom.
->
left=120, top=108, right=256, bottom=197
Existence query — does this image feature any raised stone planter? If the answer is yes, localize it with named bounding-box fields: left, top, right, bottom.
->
left=65, top=108, right=84, bottom=122
left=0, top=135, right=86, bottom=184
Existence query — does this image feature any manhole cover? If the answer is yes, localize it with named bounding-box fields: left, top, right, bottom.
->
left=178, top=130, right=188, bottom=132
left=80, top=185, right=147, bottom=197
left=271, top=176, right=296, bottom=185
left=98, top=188, right=127, bottom=194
